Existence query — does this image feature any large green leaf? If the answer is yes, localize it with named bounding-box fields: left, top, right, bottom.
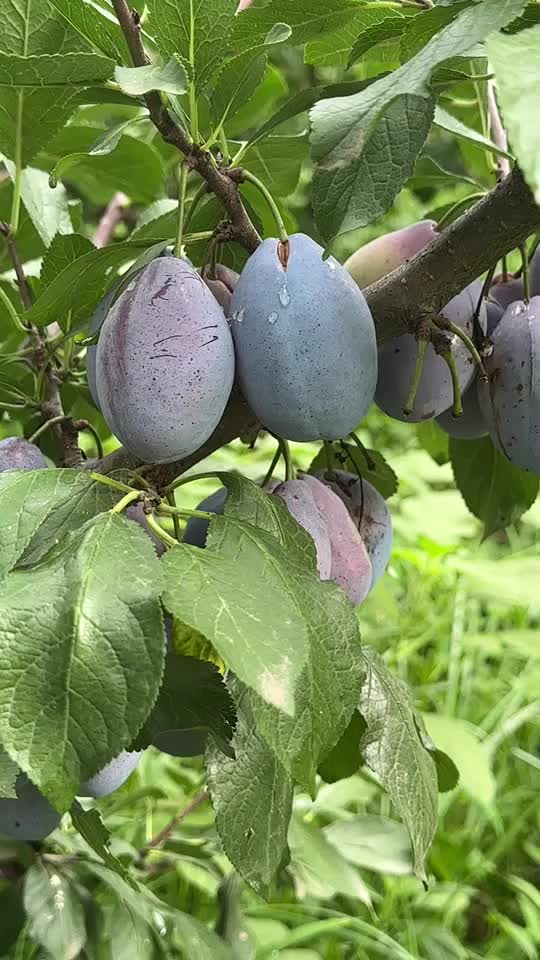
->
left=24, top=862, right=86, bottom=960
left=210, top=50, right=267, bottom=127
left=206, top=678, right=293, bottom=898
left=289, top=815, right=372, bottom=904
left=324, top=815, right=414, bottom=876
left=311, top=0, right=526, bottom=240
left=239, top=134, right=308, bottom=197
left=0, top=87, right=83, bottom=165
left=0, top=0, right=92, bottom=56
left=306, top=5, right=410, bottom=68
left=450, top=435, right=539, bottom=537
left=0, top=512, right=164, bottom=809
left=230, top=0, right=360, bottom=53
left=0, top=51, right=113, bottom=86
left=3, top=163, right=73, bottom=245
left=358, top=647, right=438, bottom=882
left=488, top=25, right=540, bottom=205
left=148, top=0, right=235, bottom=91
left=40, top=233, right=95, bottom=288
left=48, top=0, right=131, bottom=62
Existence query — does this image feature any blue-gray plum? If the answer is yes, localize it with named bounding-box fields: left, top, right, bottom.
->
left=0, top=437, right=47, bottom=472
left=376, top=280, right=487, bottom=422
left=126, top=501, right=165, bottom=556
left=200, top=264, right=239, bottom=315
left=436, top=374, right=488, bottom=440
left=183, top=487, right=228, bottom=546
left=96, top=258, right=235, bottom=463
left=300, top=474, right=372, bottom=604
left=345, top=220, right=438, bottom=289
left=269, top=478, right=332, bottom=578
left=478, top=297, right=540, bottom=473
left=153, top=729, right=207, bottom=757
left=230, top=233, right=377, bottom=441
left=79, top=751, right=141, bottom=798
left=316, top=470, right=392, bottom=588
left=490, top=275, right=523, bottom=312
left=0, top=775, right=60, bottom=841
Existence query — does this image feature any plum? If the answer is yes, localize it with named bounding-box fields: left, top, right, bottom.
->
left=86, top=284, right=118, bottom=412
left=153, top=729, right=207, bottom=757
left=270, top=478, right=332, bottom=578
left=531, top=245, right=540, bottom=297
left=79, top=751, right=141, bottom=798
left=376, top=280, right=487, bottom=422
left=436, top=375, right=487, bottom=440
left=300, top=474, right=372, bottom=604
left=0, top=437, right=47, bottom=472
left=478, top=297, right=540, bottom=473
left=229, top=233, right=377, bottom=441
left=200, top=264, right=239, bottom=315
left=126, top=501, right=165, bottom=556
left=96, top=258, right=235, bottom=463
left=490, top=275, right=523, bottom=312
left=345, top=220, right=438, bottom=289
left=486, top=298, right=504, bottom=336
left=183, top=487, right=228, bottom=546
left=315, top=470, right=392, bottom=587
left=0, top=774, right=61, bottom=841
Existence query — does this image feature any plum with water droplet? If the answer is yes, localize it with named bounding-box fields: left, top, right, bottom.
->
left=230, top=233, right=377, bottom=441
left=478, top=296, right=540, bottom=473
left=79, top=751, right=141, bottom=798
left=96, top=258, right=235, bottom=463
left=345, top=220, right=438, bottom=289
left=0, top=774, right=61, bottom=842
left=0, top=437, right=47, bottom=472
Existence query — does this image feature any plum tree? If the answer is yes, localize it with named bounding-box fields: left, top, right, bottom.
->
left=229, top=233, right=377, bottom=441
left=126, top=501, right=166, bottom=556
left=0, top=775, right=61, bottom=841
left=0, top=437, right=47, bottom=472
left=345, top=220, right=438, bottom=288
left=96, top=258, right=235, bottom=463
left=478, top=296, right=540, bottom=473
left=270, top=479, right=332, bottom=578
left=79, top=751, right=141, bottom=798
left=300, top=475, right=372, bottom=604
left=436, top=376, right=488, bottom=440
left=153, top=729, right=207, bottom=757
left=183, top=487, right=228, bottom=546
left=316, top=470, right=393, bottom=587
left=200, top=265, right=239, bottom=314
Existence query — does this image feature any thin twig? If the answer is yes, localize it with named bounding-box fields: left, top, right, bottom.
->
left=487, top=79, right=511, bottom=182
left=93, top=192, right=129, bottom=248
left=142, top=790, right=208, bottom=855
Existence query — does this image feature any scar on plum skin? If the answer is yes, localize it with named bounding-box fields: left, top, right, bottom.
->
left=152, top=327, right=218, bottom=348
left=150, top=277, right=174, bottom=305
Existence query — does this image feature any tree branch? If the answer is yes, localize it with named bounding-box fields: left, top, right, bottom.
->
left=94, top=191, right=129, bottom=248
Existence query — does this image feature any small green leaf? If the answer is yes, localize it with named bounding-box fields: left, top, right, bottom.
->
left=115, top=55, right=189, bottom=96
left=434, top=105, right=515, bottom=161
left=308, top=442, right=398, bottom=499
left=324, top=815, right=414, bottom=876
left=450, top=435, right=539, bottom=537
left=239, top=134, right=308, bottom=197
left=210, top=51, right=267, bottom=127
left=318, top=710, right=366, bottom=783
left=206, top=678, right=293, bottom=898
left=70, top=801, right=137, bottom=888
left=133, top=654, right=236, bottom=756
left=230, top=0, right=360, bottom=53
left=422, top=713, right=496, bottom=807
left=358, top=647, right=438, bottom=882
left=264, top=22, right=291, bottom=44
left=417, top=420, right=449, bottom=465
left=40, top=233, right=95, bottom=289
left=49, top=116, right=149, bottom=187
left=289, top=815, right=372, bottom=905
left=24, top=862, right=86, bottom=960
left=488, top=25, right=540, bottom=205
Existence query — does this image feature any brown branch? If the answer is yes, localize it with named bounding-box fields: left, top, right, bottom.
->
left=94, top=191, right=129, bottom=248
left=110, top=0, right=260, bottom=253
left=142, top=790, right=208, bottom=855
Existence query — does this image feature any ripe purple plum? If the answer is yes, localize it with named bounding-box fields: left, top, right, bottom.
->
left=183, top=487, right=228, bottom=547
left=230, top=233, right=377, bottom=441
left=436, top=374, right=487, bottom=440
left=478, top=297, right=540, bottom=473
left=270, top=478, right=332, bottom=578
left=316, top=470, right=392, bottom=587
left=486, top=298, right=504, bottom=336
left=86, top=284, right=118, bottom=412
left=0, top=437, right=47, bottom=472
left=200, top=264, right=239, bottom=314
left=0, top=775, right=61, bottom=841
left=96, top=258, right=235, bottom=463
left=490, top=275, right=523, bottom=312
left=79, top=751, right=141, bottom=798
left=345, top=220, right=438, bottom=289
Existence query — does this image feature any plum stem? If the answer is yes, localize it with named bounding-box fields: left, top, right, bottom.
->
left=403, top=337, right=428, bottom=416
left=474, top=262, right=498, bottom=341
left=159, top=503, right=214, bottom=521
left=239, top=170, right=288, bottom=243
left=436, top=192, right=486, bottom=230
left=111, top=490, right=143, bottom=514
left=162, top=470, right=224, bottom=494
left=348, top=433, right=377, bottom=471
left=280, top=438, right=294, bottom=481
left=89, top=472, right=137, bottom=495
left=174, top=162, right=189, bottom=258
left=520, top=245, right=530, bottom=303
left=262, top=443, right=282, bottom=487
left=433, top=315, right=487, bottom=380
left=82, top=421, right=104, bottom=460
left=146, top=512, right=177, bottom=548
left=166, top=491, right=182, bottom=541
left=183, top=181, right=208, bottom=234
left=441, top=350, right=463, bottom=418
left=29, top=415, right=67, bottom=443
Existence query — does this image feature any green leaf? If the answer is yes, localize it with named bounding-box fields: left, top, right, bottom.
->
left=24, top=862, right=86, bottom=960
left=230, top=0, right=360, bottom=53
left=345, top=8, right=410, bottom=69
left=115, top=55, right=189, bottom=96
left=210, top=51, right=267, bottom=127
left=0, top=882, right=26, bottom=956
left=40, top=233, right=95, bottom=289
left=0, top=87, right=83, bottom=165
left=488, top=25, right=540, bottom=205
left=450, top=435, right=539, bottom=537
left=422, top=713, right=496, bottom=807
left=70, top=801, right=137, bottom=888
left=416, top=420, right=449, bottom=466
left=399, top=2, right=468, bottom=63
left=0, top=749, right=18, bottom=798
left=49, top=116, right=149, bottom=187
left=3, top=163, right=73, bottom=245
left=48, top=0, right=131, bottom=63
left=311, top=0, right=526, bottom=240
left=148, top=0, right=235, bottom=92
left=434, top=105, right=515, bottom=161
left=358, top=647, right=438, bottom=882
left=308, top=442, right=398, bottom=499
left=318, top=710, right=366, bottom=784
left=0, top=51, right=113, bottom=86
left=289, top=815, right=372, bottom=905
left=324, top=815, right=414, bottom=876
left=0, top=468, right=122, bottom=579
left=305, top=5, right=408, bottom=69
left=0, top=512, right=164, bottom=810
left=408, top=154, right=485, bottom=192
left=133, top=654, right=236, bottom=756
left=240, top=134, right=308, bottom=197
left=206, top=678, right=293, bottom=898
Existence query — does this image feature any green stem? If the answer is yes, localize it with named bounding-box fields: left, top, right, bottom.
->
left=348, top=432, right=376, bottom=471
left=146, top=512, right=177, bottom=549
left=240, top=169, right=288, bottom=242
left=162, top=470, right=223, bottom=494
left=435, top=316, right=488, bottom=379
left=89, top=472, right=136, bottom=494
left=10, top=92, right=23, bottom=235
left=158, top=503, right=214, bottom=521
left=29, top=415, right=66, bottom=443
left=111, top=490, right=143, bottom=514
left=339, top=440, right=363, bottom=482
left=219, top=128, right=230, bottom=163
left=436, top=193, right=485, bottom=230
left=166, top=491, right=182, bottom=541
left=82, top=421, right=103, bottom=460
left=280, top=438, right=294, bottom=481
left=261, top=443, right=282, bottom=487
left=183, top=182, right=208, bottom=234
left=403, top=337, right=428, bottom=415
left=174, top=162, right=189, bottom=258
left=188, top=0, right=199, bottom=142
left=0, top=286, right=26, bottom=333
left=441, top=350, right=463, bottom=417
left=520, top=244, right=530, bottom=302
